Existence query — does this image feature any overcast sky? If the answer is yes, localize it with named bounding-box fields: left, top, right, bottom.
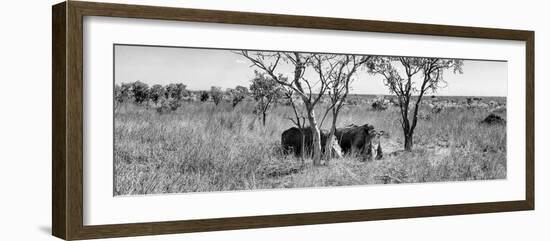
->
left=114, top=45, right=507, bottom=97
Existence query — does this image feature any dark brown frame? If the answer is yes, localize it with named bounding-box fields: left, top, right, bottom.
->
left=52, top=1, right=535, bottom=240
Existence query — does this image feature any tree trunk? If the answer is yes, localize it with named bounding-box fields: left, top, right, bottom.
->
left=405, top=94, right=422, bottom=151
left=300, top=131, right=305, bottom=164
left=262, top=111, right=266, bottom=126
left=305, top=105, right=322, bottom=166
left=404, top=131, right=413, bottom=151
left=403, top=96, right=423, bottom=152
left=398, top=98, right=414, bottom=152
left=324, top=129, right=334, bottom=162
left=324, top=115, right=338, bottom=162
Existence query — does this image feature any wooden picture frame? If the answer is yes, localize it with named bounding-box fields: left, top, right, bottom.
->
left=52, top=1, right=534, bottom=240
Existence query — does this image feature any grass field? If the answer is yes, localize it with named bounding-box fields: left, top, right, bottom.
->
left=114, top=96, right=507, bottom=196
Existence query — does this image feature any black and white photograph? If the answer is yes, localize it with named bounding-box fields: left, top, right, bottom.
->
left=113, top=44, right=507, bottom=196
left=1, top=0, right=544, bottom=240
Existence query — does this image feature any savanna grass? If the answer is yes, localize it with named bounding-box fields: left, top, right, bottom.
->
left=114, top=98, right=506, bottom=195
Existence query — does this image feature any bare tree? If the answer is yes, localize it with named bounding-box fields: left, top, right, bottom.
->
left=239, top=51, right=329, bottom=165
left=370, top=57, right=463, bottom=151
left=249, top=70, right=282, bottom=125
left=314, top=54, right=373, bottom=160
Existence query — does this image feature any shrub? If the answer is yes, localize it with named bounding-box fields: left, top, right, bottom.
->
left=211, top=86, right=223, bottom=105
left=131, top=81, right=150, bottom=104
left=149, top=84, right=165, bottom=105
left=200, top=91, right=209, bottom=102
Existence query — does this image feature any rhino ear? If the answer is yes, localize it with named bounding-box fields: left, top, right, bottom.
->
left=363, top=125, right=372, bottom=135
left=365, top=124, right=374, bottom=132
left=365, top=125, right=376, bottom=136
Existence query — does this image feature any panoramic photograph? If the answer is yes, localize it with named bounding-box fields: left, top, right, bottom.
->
left=113, top=44, right=507, bottom=196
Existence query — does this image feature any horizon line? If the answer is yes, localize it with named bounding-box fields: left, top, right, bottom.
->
left=115, top=81, right=506, bottom=98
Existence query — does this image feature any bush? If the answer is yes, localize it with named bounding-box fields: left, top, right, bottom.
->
left=200, top=92, right=209, bottom=102
left=114, top=83, right=133, bottom=103
left=211, top=86, right=223, bottom=105
left=131, top=81, right=150, bottom=104
left=166, top=83, right=188, bottom=101
left=156, top=98, right=181, bottom=113
left=149, top=84, right=165, bottom=105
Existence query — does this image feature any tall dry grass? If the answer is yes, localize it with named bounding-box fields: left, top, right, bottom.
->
left=114, top=98, right=506, bottom=195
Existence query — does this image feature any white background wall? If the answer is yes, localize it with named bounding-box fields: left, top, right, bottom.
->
left=0, top=0, right=547, bottom=240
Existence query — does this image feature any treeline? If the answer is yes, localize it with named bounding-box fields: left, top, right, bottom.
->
left=115, top=82, right=188, bottom=103
left=114, top=77, right=279, bottom=117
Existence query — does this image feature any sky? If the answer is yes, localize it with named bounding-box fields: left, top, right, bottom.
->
left=114, top=45, right=507, bottom=97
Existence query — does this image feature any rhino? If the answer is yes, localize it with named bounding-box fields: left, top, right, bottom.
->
left=282, top=124, right=382, bottom=161
left=335, top=124, right=382, bottom=161
left=281, top=127, right=342, bottom=158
